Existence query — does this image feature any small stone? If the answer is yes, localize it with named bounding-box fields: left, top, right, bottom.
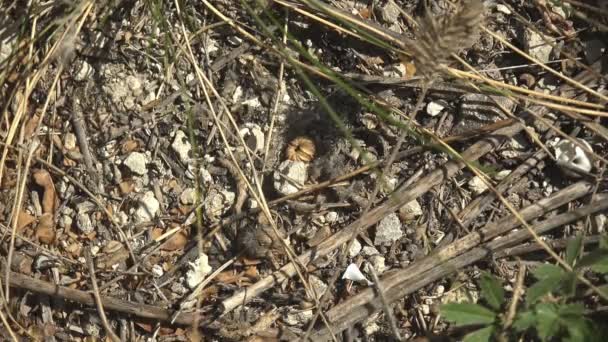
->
left=399, top=200, right=423, bottom=221
left=325, top=211, right=339, bottom=223
left=593, top=214, right=606, bottom=233
left=125, top=75, right=143, bottom=97
left=468, top=176, right=488, bottom=195
left=284, top=308, right=313, bottom=326
left=421, top=304, right=430, bottom=315
left=63, top=133, right=77, bottom=150
left=134, top=191, right=160, bottom=223
left=365, top=255, right=387, bottom=275
left=523, top=28, right=554, bottom=64
left=426, top=101, right=445, bottom=117
left=152, top=264, right=164, bottom=278
left=494, top=170, right=512, bottom=181
left=273, top=160, right=308, bottom=196
left=77, top=213, right=94, bottom=234
left=374, top=213, right=403, bottom=246
left=74, top=61, right=94, bottom=81
left=186, top=254, right=212, bottom=289
left=435, top=285, right=445, bottom=296
left=180, top=188, right=197, bottom=205
left=239, top=123, right=265, bottom=154
left=378, top=0, right=400, bottom=23
left=309, top=275, right=328, bottom=298
left=496, top=4, right=511, bottom=14
left=171, top=130, right=192, bottom=164
left=361, top=246, right=380, bottom=256
left=124, top=152, right=147, bottom=176
left=348, top=239, right=362, bottom=258
left=205, top=189, right=235, bottom=218
left=363, top=313, right=381, bottom=336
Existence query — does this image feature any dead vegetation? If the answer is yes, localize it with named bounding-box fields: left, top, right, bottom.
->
left=0, top=0, right=608, bottom=341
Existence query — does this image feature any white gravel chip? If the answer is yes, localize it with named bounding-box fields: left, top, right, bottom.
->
left=468, top=176, right=489, bottom=195
left=134, top=191, right=160, bottom=223
left=374, top=213, right=403, bottom=246
left=186, top=254, right=212, bottom=289
left=171, top=130, right=192, bottom=164
left=273, top=160, right=308, bottom=196
left=123, top=152, right=147, bottom=176
left=284, top=308, right=313, bottom=326
left=399, top=199, right=423, bottom=221
left=348, top=239, right=362, bottom=258
left=77, top=213, right=94, bottom=234
left=426, top=101, right=445, bottom=117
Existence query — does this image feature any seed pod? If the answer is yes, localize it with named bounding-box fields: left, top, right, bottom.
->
left=286, top=137, right=316, bottom=162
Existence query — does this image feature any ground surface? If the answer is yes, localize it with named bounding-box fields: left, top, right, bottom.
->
left=0, top=0, right=607, bottom=341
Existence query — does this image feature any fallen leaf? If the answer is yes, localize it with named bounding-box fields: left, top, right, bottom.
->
left=121, top=139, right=139, bottom=154
left=35, top=213, right=56, bottom=244
left=160, top=231, right=188, bottom=251
left=33, top=169, right=58, bottom=214
left=17, top=210, right=36, bottom=231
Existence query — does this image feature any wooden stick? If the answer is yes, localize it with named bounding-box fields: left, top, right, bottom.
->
left=1, top=267, right=196, bottom=325
left=311, top=192, right=608, bottom=337
left=85, top=248, right=121, bottom=342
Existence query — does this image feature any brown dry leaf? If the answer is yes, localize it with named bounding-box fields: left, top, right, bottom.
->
left=23, top=113, right=40, bottom=138
left=118, top=180, right=135, bottom=195
left=358, top=7, right=371, bottom=19
left=215, top=270, right=241, bottom=284
left=35, top=213, right=56, bottom=244
left=150, top=227, right=163, bottom=240
left=11, top=252, right=33, bottom=274
left=244, top=265, right=258, bottom=279
left=0, top=168, right=17, bottom=189
left=65, top=242, right=82, bottom=258
left=306, top=225, right=331, bottom=247
left=160, top=231, right=188, bottom=251
left=121, top=139, right=139, bottom=154
left=135, top=322, right=174, bottom=335
left=17, top=210, right=36, bottom=231
left=62, top=158, right=77, bottom=167
left=33, top=169, right=58, bottom=214
left=96, top=242, right=129, bottom=269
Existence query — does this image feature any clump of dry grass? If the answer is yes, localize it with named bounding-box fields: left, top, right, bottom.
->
left=410, top=0, right=484, bottom=78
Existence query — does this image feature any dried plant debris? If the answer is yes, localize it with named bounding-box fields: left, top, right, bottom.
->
left=1, top=0, right=608, bottom=340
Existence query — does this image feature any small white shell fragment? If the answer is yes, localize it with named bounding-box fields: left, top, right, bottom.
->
left=555, top=138, right=593, bottom=175
left=426, top=101, right=445, bottom=117
left=186, top=254, right=212, bottom=289
left=342, top=263, right=373, bottom=286
left=239, top=123, right=265, bottom=154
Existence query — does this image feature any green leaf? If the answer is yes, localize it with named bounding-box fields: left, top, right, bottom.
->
left=478, top=272, right=505, bottom=311
left=532, top=264, right=564, bottom=280
left=562, top=272, right=578, bottom=298
left=536, top=303, right=560, bottom=341
left=600, top=235, right=608, bottom=250
left=527, top=276, right=562, bottom=303
left=441, top=303, right=496, bottom=326
left=578, top=249, right=608, bottom=266
left=566, top=235, right=583, bottom=266
left=513, top=310, right=536, bottom=331
left=463, top=325, right=495, bottom=342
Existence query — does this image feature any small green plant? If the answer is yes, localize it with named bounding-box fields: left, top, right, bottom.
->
left=441, top=235, right=608, bottom=341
